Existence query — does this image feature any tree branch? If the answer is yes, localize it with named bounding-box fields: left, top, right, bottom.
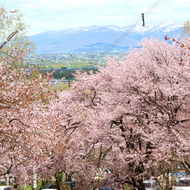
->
left=0, top=30, right=18, bottom=50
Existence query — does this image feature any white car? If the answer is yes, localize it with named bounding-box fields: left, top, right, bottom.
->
left=143, top=180, right=160, bottom=190
left=0, top=186, right=12, bottom=190
left=175, top=176, right=190, bottom=190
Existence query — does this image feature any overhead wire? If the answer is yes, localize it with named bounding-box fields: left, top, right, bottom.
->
left=101, top=0, right=164, bottom=56
left=144, top=0, right=163, bottom=17
left=100, top=0, right=164, bottom=57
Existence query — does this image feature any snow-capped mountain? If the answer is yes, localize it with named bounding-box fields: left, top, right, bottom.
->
left=133, top=21, right=183, bottom=34
left=29, top=21, right=184, bottom=53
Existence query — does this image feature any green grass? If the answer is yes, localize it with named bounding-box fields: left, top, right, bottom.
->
left=21, top=181, right=73, bottom=190
left=48, top=82, right=70, bottom=91
left=21, top=181, right=42, bottom=190
left=26, top=58, right=105, bottom=70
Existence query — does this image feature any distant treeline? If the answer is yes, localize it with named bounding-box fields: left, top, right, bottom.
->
left=39, top=67, right=99, bottom=79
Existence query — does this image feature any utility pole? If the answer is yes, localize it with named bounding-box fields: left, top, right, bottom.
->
left=33, top=166, right=37, bottom=190
left=141, top=13, right=145, bottom=26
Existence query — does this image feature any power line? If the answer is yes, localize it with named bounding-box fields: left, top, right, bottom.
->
left=144, top=0, right=163, bottom=17
left=100, top=0, right=163, bottom=57
left=100, top=0, right=164, bottom=57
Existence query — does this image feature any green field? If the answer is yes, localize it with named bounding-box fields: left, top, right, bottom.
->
left=26, top=52, right=106, bottom=69
left=25, top=53, right=107, bottom=79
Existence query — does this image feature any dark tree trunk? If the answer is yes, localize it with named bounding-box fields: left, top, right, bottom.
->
left=136, top=179, right=145, bottom=190
left=65, top=173, right=73, bottom=181
left=55, top=172, right=65, bottom=190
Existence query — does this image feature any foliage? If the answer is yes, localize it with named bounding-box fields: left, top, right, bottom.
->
left=0, top=4, right=35, bottom=59
left=50, top=36, right=190, bottom=190
left=1, top=4, right=190, bottom=190
left=0, top=5, right=59, bottom=186
left=181, top=20, right=190, bottom=36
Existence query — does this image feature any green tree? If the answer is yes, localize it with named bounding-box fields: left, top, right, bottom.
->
left=181, top=20, right=190, bottom=36
left=0, top=4, right=35, bottom=59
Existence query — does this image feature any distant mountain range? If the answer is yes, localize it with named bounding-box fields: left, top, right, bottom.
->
left=28, top=21, right=184, bottom=53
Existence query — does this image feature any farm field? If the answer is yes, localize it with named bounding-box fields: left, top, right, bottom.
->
left=25, top=52, right=125, bottom=79
left=26, top=52, right=107, bottom=68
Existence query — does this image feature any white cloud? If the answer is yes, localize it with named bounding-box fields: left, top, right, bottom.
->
left=1, top=0, right=190, bottom=35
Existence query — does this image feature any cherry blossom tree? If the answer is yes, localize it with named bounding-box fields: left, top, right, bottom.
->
left=0, top=5, right=86, bottom=188
left=0, top=6, right=58, bottom=185
left=0, top=45, right=56, bottom=181
left=2, top=5, right=190, bottom=190
left=53, top=36, right=190, bottom=190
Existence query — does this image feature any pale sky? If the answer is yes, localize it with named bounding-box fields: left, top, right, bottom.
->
left=2, top=0, right=190, bottom=35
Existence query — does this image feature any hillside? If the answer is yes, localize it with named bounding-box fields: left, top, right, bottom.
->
left=29, top=21, right=184, bottom=53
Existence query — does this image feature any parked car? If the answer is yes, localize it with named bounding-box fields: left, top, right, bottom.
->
left=0, top=186, right=13, bottom=190
left=175, top=175, right=190, bottom=190
left=39, top=182, right=76, bottom=190
left=39, top=183, right=58, bottom=190
left=143, top=180, right=160, bottom=190
left=64, top=182, right=76, bottom=187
